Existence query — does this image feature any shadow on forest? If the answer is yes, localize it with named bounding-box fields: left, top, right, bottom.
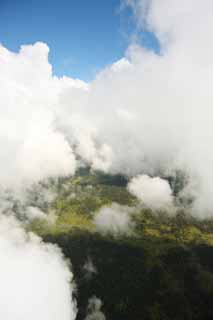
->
left=43, top=231, right=213, bottom=320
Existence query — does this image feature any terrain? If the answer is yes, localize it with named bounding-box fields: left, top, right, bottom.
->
left=28, top=168, right=213, bottom=320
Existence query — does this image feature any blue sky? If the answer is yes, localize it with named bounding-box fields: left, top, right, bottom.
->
left=0, top=0, right=159, bottom=81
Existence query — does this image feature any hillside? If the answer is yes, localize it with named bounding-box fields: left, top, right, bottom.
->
left=28, top=169, right=213, bottom=320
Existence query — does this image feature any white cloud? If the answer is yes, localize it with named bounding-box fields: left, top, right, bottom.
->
left=0, top=42, right=81, bottom=189
left=85, top=296, right=105, bottom=320
left=0, top=213, right=76, bottom=320
left=1, top=1, right=213, bottom=214
left=56, top=0, right=213, bottom=216
left=83, top=257, right=97, bottom=279
left=128, top=174, right=173, bottom=211
left=25, top=206, right=47, bottom=221
left=94, top=203, right=134, bottom=235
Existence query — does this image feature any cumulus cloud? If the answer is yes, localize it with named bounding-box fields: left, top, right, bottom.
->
left=1, top=0, right=213, bottom=214
left=94, top=203, right=134, bottom=235
left=0, top=213, right=76, bottom=320
left=128, top=174, right=173, bottom=211
left=55, top=0, right=213, bottom=216
left=0, top=42, right=82, bottom=189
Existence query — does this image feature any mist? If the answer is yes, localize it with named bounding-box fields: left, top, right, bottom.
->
left=94, top=203, right=134, bottom=235
left=85, top=296, right=106, bottom=320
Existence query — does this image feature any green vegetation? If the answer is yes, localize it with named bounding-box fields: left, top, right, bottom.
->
left=28, top=169, right=213, bottom=320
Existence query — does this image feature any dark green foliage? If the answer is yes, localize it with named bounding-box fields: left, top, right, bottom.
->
left=43, top=231, right=213, bottom=320
left=28, top=170, right=213, bottom=320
